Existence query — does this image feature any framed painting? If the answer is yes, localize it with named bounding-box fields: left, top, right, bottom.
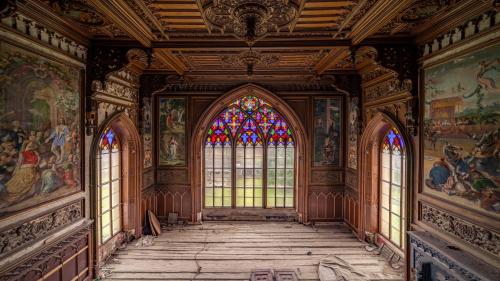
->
left=158, top=97, right=186, bottom=166
left=142, top=97, right=152, bottom=169
left=347, top=97, right=359, bottom=170
left=313, top=97, right=342, bottom=166
left=0, top=40, right=82, bottom=216
left=422, top=41, right=500, bottom=216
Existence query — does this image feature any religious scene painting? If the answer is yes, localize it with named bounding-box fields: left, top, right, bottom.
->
left=158, top=97, right=185, bottom=166
left=0, top=42, right=81, bottom=215
left=142, top=97, right=152, bottom=168
left=313, top=98, right=342, bottom=166
left=347, top=97, right=359, bottom=170
left=423, top=43, right=500, bottom=215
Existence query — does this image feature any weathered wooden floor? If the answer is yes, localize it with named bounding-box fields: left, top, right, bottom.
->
left=103, top=222, right=404, bottom=281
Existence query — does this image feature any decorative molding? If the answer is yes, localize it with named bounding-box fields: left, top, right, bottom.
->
left=0, top=202, right=82, bottom=257
left=0, top=12, right=87, bottom=61
left=421, top=8, right=498, bottom=57
left=421, top=204, right=500, bottom=257
left=0, top=0, right=16, bottom=19
left=0, top=223, right=90, bottom=281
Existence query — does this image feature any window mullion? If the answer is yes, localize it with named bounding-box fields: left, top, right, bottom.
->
left=109, top=151, right=113, bottom=237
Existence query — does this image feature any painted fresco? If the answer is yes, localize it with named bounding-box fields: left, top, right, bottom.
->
left=158, top=98, right=185, bottom=166
left=347, top=97, right=359, bottom=170
left=0, top=42, right=81, bottom=215
left=423, top=43, right=500, bottom=214
left=313, top=98, right=342, bottom=166
left=142, top=97, right=152, bottom=168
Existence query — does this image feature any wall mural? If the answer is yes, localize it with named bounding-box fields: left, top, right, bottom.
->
left=158, top=97, right=185, bottom=166
left=347, top=97, right=359, bottom=170
left=142, top=97, right=152, bottom=168
left=423, top=43, right=500, bottom=215
left=313, top=97, right=342, bottom=166
left=0, top=42, right=81, bottom=215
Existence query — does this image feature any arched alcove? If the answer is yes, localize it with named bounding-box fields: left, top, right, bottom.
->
left=89, top=112, right=142, bottom=267
left=358, top=112, right=413, bottom=251
left=191, top=84, right=309, bottom=222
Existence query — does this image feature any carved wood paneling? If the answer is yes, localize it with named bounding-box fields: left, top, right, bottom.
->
left=157, top=169, right=189, bottom=185
left=0, top=225, right=90, bottom=281
left=344, top=193, right=359, bottom=231
left=308, top=191, right=343, bottom=221
left=0, top=201, right=83, bottom=257
left=191, top=97, right=219, bottom=132
left=281, top=97, right=308, bottom=131
left=421, top=204, right=500, bottom=258
left=156, top=187, right=192, bottom=220
left=310, top=170, right=343, bottom=186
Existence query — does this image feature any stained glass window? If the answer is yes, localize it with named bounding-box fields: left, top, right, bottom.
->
left=380, top=127, right=406, bottom=248
left=204, top=95, right=295, bottom=208
left=97, top=128, right=121, bottom=244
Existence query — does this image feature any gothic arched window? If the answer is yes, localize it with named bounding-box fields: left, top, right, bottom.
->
left=97, top=128, right=121, bottom=243
left=380, top=127, right=406, bottom=248
left=204, top=96, right=295, bottom=208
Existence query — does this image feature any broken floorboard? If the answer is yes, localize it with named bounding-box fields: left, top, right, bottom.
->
left=103, top=221, right=404, bottom=281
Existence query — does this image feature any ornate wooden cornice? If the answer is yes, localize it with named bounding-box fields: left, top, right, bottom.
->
left=87, top=0, right=155, bottom=46
left=415, top=0, right=494, bottom=44
left=350, top=0, right=413, bottom=44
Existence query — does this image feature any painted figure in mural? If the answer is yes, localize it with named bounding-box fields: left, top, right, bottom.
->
left=45, top=118, right=70, bottom=163
left=168, top=136, right=178, bottom=161
left=3, top=140, right=41, bottom=204
left=39, top=155, right=63, bottom=193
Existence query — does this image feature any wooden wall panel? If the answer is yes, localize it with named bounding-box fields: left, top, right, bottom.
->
left=0, top=226, right=91, bottom=281
left=308, top=187, right=343, bottom=221
left=156, top=187, right=192, bottom=220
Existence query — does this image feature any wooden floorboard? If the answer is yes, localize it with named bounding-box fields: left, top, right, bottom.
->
left=103, top=222, right=404, bottom=281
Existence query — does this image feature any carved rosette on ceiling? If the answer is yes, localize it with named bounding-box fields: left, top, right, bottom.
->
left=200, top=0, right=301, bottom=43
left=221, top=50, right=279, bottom=75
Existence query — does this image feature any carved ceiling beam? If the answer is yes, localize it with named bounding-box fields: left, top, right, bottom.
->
left=333, top=0, right=369, bottom=38
left=130, top=0, right=169, bottom=40
left=288, top=0, right=307, bottom=32
left=151, top=38, right=351, bottom=50
left=349, top=0, right=413, bottom=45
left=314, top=47, right=350, bottom=74
left=154, top=49, right=188, bottom=75
left=87, top=0, right=155, bottom=47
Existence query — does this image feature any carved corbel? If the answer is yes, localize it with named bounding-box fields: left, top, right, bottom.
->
left=0, top=0, right=17, bottom=19
left=405, top=97, right=418, bottom=136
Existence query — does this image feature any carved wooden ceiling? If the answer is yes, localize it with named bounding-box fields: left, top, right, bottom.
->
left=22, top=0, right=495, bottom=80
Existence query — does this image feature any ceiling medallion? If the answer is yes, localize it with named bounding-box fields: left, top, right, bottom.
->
left=201, top=0, right=301, bottom=45
left=221, top=50, right=280, bottom=77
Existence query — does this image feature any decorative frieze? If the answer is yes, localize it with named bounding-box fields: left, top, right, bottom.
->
left=421, top=204, right=500, bottom=257
left=0, top=224, right=90, bottom=281
left=0, top=202, right=82, bottom=256
left=157, top=169, right=189, bottom=185
left=0, top=13, right=87, bottom=60
left=421, top=9, right=499, bottom=57
left=345, top=170, right=358, bottom=190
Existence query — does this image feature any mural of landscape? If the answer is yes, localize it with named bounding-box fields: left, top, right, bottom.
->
left=423, top=43, right=500, bottom=215
left=158, top=97, right=185, bottom=166
left=348, top=97, right=359, bottom=170
left=313, top=97, right=342, bottom=166
left=142, top=97, right=152, bottom=168
left=0, top=42, right=81, bottom=215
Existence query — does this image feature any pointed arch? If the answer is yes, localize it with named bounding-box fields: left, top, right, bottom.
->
left=89, top=112, right=142, bottom=267
left=358, top=111, right=414, bottom=252
left=191, top=84, right=308, bottom=222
